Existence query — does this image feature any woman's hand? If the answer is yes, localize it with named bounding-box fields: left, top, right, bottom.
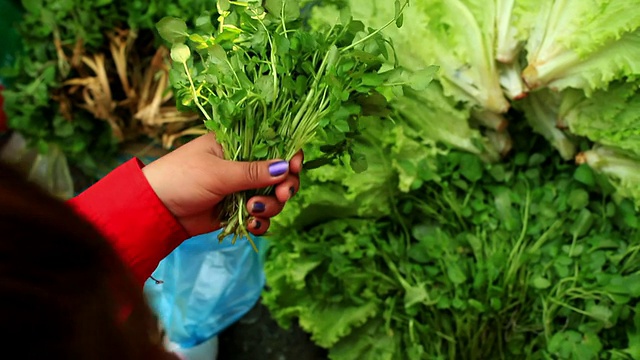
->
left=141, top=133, right=302, bottom=237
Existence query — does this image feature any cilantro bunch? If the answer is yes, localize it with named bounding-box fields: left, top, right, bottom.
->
left=157, top=0, right=414, bottom=246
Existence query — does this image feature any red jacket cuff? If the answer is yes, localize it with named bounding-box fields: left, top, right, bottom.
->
left=68, top=158, right=189, bottom=285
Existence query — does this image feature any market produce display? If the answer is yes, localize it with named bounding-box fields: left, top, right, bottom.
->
left=330, top=0, right=640, bottom=197
left=265, top=115, right=640, bottom=359
left=5, top=0, right=640, bottom=359
left=2, top=0, right=218, bottom=177
left=261, top=1, right=640, bottom=359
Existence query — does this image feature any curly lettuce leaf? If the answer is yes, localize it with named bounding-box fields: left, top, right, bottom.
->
left=329, top=319, right=399, bottom=360
left=300, top=302, right=379, bottom=348
left=272, top=108, right=448, bottom=228
left=524, top=0, right=640, bottom=93
left=271, top=116, right=400, bottom=230
left=263, top=219, right=386, bottom=349
left=394, top=83, right=502, bottom=162
left=495, top=0, right=539, bottom=64
left=577, top=145, right=640, bottom=209
left=390, top=125, right=444, bottom=192
left=560, top=81, right=640, bottom=156
left=341, top=0, right=509, bottom=114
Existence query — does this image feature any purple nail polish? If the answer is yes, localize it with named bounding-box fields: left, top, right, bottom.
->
left=254, top=220, right=262, bottom=230
left=252, top=202, right=266, bottom=213
left=269, top=161, right=289, bottom=176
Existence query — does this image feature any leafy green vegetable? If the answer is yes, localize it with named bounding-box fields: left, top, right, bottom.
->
left=577, top=145, right=640, bottom=210
left=264, top=120, right=640, bottom=359
left=493, top=0, right=538, bottom=100
left=340, top=0, right=510, bottom=114
left=271, top=116, right=409, bottom=231
left=523, top=0, right=640, bottom=93
left=311, top=2, right=512, bottom=163
left=159, top=0, right=414, bottom=245
left=560, top=81, right=640, bottom=157
left=262, top=3, right=640, bottom=358
left=393, top=83, right=504, bottom=163
left=494, top=0, right=537, bottom=64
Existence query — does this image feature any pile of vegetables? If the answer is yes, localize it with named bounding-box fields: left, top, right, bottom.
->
left=310, top=0, right=640, bottom=206
left=1, top=0, right=218, bottom=177
left=264, top=112, right=640, bottom=360
left=260, top=1, right=640, bottom=359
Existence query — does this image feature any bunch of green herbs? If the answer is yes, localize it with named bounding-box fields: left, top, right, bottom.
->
left=157, top=0, right=421, bottom=245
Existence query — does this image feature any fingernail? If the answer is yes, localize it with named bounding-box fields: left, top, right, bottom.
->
left=289, top=187, right=296, bottom=198
left=269, top=161, right=289, bottom=177
left=253, top=219, right=262, bottom=230
left=252, top=202, right=265, bottom=213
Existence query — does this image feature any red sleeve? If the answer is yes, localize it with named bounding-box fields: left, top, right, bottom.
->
left=68, top=158, right=189, bottom=285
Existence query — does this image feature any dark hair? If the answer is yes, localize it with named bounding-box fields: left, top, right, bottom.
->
left=0, top=161, right=178, bottom=359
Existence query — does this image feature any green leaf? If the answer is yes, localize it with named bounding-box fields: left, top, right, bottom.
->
left=567, top=189, right=590, bottom=210
left=255, top=75, right=276, bottom=103
left=207, top=44, right=228, bottom=65
left=571, top=208, right=594, bottom=239
left=394, top=0, right=404, bottom=28
left=303, top=157, right=334, bottom=170
left=459, top=153, right=483, bottom=182
left=217, top=0, right=230, bottom=12
left=468, top=299, right=485, bottom=312
left=404, top=283, right=429, bottom=308
left=21, top=0, right=42, bottom=15
left=334, top=119, right=350, bottom=133
left=574, top=164, right=596, bottom=187
left=252, top=143, right=269, bottom=158
left=170, top=43, right=191, bottom=64
left=264, top=0, right=300, bottom=21
left=274, top=33, right=290, bottom=54
left=532, top=276, right=551, bottom=289
left=329, top=319, right=396, bottom=360
left=586, top=304, right=613, bottom=324
left=156, top=17, right=188, bottom=44
left=447, top=264, right=466, bottom=285
left=298, top=302, right=378, bottom=348
left=361, top=73, right=384, bottom=87
left=53, top=116, right=74, bottom=137
left=195, top=13, right=214, bottom=33
left=407, top=66, right=438, bottom=91
left=562, top=244, right=584, bottom=257
left=350, top=152, right=368, bottom=173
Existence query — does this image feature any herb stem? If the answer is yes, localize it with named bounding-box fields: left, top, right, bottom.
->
left=339, top=1, right=409, bottom=53
left=183, top=62, right=212, bottom=122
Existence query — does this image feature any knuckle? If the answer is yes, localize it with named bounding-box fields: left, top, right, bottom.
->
left=245, top=162, right=261, bottom=183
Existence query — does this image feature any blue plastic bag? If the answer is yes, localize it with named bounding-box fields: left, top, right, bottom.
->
left=143, top=231, right=267, bottom=351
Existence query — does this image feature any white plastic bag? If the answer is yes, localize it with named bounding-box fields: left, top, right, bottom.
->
left=0, top=132, right=74, bottom=199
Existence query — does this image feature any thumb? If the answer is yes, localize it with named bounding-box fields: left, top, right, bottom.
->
left=216, top=159, right=290, bottom=194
